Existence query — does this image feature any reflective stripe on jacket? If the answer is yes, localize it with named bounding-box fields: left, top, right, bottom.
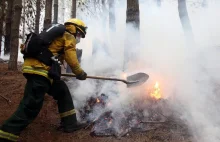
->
left=22, top=66, right=49, bottom=78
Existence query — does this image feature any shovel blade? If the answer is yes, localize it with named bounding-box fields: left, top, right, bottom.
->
left=126, top=73, right=149, bottom=88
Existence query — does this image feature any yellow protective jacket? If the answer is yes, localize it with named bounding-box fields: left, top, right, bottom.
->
left=22, top=28, right=83, bottom=80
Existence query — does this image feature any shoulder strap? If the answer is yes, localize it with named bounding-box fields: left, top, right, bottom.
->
left=65, top=30, right=76, bottom=38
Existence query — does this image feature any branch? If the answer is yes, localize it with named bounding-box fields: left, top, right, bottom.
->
left=140, top=121, right=166, bottom=124
left=0, top=94, right=11, bottom=103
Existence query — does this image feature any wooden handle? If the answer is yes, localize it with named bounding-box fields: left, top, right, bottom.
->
left=61, top=73, right=126, bottom=83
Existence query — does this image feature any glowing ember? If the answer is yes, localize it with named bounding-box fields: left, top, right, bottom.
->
left=96, top=98, right=100, bottom=103
left=121, top=73, right=127, bottom=79
left=150, top=82, right=161, bottom=99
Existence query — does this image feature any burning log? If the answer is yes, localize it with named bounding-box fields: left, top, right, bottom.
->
left=82, top=98, right=169, bottom=136
left=140, top=121, right=166, bottom=124
left=90, top=111, right=130, bottom=138
left=86, top=97, right=170, bottom=137
left=79, top=93, right=108, bottom=122
left=79, top=81, right=180, bottom=137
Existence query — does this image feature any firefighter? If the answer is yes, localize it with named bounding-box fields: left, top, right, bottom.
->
left=0, top=18, right=88, bottom=142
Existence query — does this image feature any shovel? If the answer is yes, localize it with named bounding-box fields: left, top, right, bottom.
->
left=61, top=72, right=149, bottom=88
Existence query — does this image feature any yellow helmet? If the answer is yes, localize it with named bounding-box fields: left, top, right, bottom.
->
left=64, top=18, right=87, bottom=38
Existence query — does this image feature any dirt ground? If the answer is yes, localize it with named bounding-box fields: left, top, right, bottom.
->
left=0, top=61, right=193, bottom=142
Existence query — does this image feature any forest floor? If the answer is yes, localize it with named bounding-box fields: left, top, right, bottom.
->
left=0, top=61, right=193, bottom=142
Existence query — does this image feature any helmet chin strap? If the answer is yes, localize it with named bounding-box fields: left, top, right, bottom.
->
left=65, top=28, right=81, bottom=44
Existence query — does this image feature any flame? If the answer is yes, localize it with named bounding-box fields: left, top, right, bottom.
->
left=150, top=82, right=162, bottom=99
left=96, top=98, right=100, bottom=103
left=121, top=72, right=127, bottom=79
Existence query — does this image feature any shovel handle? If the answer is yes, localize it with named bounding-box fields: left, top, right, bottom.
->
left=61, top=73, right=126, bottom=83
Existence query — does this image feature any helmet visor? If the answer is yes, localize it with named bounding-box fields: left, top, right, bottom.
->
left=76, top=25, right=87, bottom=38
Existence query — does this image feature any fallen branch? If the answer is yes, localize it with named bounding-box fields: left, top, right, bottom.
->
left=85, top=123, right=93, bottom=130
left=0, top=95, right=11, bottom=103
left=140, top=121, right=166, bottom=124
left=85, top=117, right=99, bottom=129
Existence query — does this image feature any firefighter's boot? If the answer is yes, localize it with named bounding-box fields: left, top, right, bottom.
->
left=61, top=114, right=87, bottom=133
left=49, top=80, right=87, bottom=133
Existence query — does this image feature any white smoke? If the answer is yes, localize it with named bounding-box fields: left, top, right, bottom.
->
left=67, top=0, right=220, bottom=141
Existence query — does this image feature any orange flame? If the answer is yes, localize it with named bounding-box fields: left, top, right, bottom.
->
left=122, top=73, right=127, bottom=79
left=150, top=82, right=161, bottom=99
left=96, top=98, right=100, bottom=103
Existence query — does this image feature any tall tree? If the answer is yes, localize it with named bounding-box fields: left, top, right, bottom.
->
left=21, top=1, right=37, bottom=41
left=25, top=1, right=36, bottom=32
left=102, top=0, right=107, bottom=28
left=22, top=0, right=26, bottom=42
left=43, top=0, right=52, bottom=29
left=126, top=0, right=140, bottom=29
left=0, top=0, right=6, bottom=54
left=202, top=0, right=208, bottom=8
left=8, top=0, right=22, bottom=70
left=178, top=0, right=194, bottom=45
left=157, top=0, right=161, bottom=7
left=71, top=0, right=76, bottom=18
left=62, top=0, right=65, bottom=22
left=108, top=0, right=115, bottom=31
left=66, top=0, right=76, bottom=73
left=53, top=0, right=58, bottom=24
left=35, top=0, right=41, bottom=33
left=123, top=0, right=140, bottom=70
left=4, top=0, right=13, bottom=55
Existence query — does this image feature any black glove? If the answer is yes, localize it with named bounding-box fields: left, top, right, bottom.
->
left=48, top=61, right=61, bottom=80
left=76, top=71, right=87, bottom=80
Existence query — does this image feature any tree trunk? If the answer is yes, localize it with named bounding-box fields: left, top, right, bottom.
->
left=35, top=0, right=41, bottom=33
left=62, top=0, right=65, bottom=22
left=4, top=0, right=13, bottom=55
left=0, top=0, right=6, bottom=54
left=101, top=0, right=107, bottom=28
left=126, top=0, right=140, bottom=29
left=22, top=0, right=25, bottom=42
left=123, top=0, right=140, bottom=71
left=43, top=0, right=52, bottom=30
left=71, top=0, right=76, bottom=18
left=25, top=1, right=35, bottom=33
left=157, top=0, right=161, bottom=7
left=65, top=0, right=76, bottom=73
left=8, top=0, right=22, bottom=70
left=202, top=0, right=207, bottom=8
left=178, top=0, right=194, bottom=45
left=66, top=0, right=77, bottom=73
left=53, top=0, right=58, bottom=24
left=108, top=0, right=115, bottom=31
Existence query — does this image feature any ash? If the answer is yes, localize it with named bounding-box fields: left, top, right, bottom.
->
left=78, top=93, right=190, bottom=138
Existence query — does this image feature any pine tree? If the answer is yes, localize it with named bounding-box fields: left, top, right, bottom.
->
left=8, top=0, right=22, bottom=70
